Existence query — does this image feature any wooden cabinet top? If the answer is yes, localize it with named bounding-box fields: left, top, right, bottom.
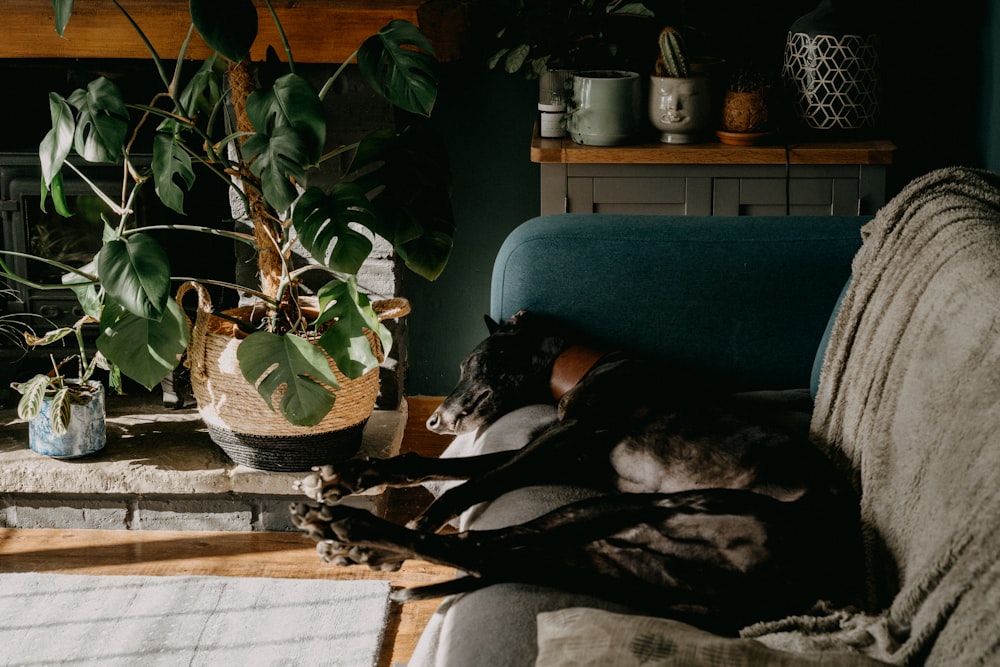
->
left=0, top=0, right=469, bottom=63
left=531, top=130, right=896, bottom=166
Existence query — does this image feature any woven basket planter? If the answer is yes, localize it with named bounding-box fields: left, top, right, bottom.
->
left=177, top=282, right=408, bottom=472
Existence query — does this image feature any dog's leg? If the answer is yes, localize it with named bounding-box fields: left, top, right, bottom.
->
left=294, top=489, right=831, bottom=632
left=296, top=450, right=520, bottom=504
left=290, top=501, right=492, bottom=574
left=408, top=419, right=624, bottom=532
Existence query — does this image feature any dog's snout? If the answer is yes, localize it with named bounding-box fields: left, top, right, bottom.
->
left=426, top=404, right=457, bottom=434
left=426, top=412, right=442, bottom=432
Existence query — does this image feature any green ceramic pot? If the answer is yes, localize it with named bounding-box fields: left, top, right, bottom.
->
left=566, top=70, right=643, bottom=146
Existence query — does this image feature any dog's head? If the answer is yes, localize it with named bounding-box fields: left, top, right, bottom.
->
left=426, top=311, right=569, bottom=435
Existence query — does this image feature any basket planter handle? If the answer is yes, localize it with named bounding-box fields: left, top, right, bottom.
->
left=372, top=297, right=411, bottom=321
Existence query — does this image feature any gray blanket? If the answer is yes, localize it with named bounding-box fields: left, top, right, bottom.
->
left=744, top=167, right=1000, bottom=665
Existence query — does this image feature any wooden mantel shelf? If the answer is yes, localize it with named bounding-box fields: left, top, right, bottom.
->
left=0, top=0, right=470, bottom=63
left=531, top=131, right=896, bottom=166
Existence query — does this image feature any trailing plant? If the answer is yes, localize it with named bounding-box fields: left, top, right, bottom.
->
left=654, top=26, right=690, bottom=77
left=0, top=0, right=454, bottom=428
left=487, top=0, right=659, bottom=78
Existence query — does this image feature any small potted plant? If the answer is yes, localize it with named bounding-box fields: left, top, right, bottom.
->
left=1, top=0, right=454, bottom=471
left=648, top=26, right=712, bottom=144
left=717, top=65, right=777, bottom=145
left=10, top=315, right=107, bottom=458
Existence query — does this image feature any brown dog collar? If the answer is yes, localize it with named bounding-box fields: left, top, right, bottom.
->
left=550, top=345, right=607, bottom=400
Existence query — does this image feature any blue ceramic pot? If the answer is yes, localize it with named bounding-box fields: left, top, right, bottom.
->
left=28, top=380, right=106, bottom=458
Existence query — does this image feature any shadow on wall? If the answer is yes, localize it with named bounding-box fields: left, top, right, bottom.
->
left=404, top=63, right=541, bottom=396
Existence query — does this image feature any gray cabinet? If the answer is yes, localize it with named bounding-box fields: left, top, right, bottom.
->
left=532, top=133, right=895, bottom=217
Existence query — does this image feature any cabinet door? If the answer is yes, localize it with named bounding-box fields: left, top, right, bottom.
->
left=563, top=165, right=714, bottom=215
left=712, top=177, right=861, bottom=216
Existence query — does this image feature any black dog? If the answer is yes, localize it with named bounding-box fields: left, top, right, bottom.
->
left=291, top=311, right=861, bottom=634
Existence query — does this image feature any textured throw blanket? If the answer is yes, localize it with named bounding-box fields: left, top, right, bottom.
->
left=743, top=167, right=1000, bottom=665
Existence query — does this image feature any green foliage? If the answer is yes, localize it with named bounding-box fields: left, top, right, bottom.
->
left=9, top=314, right=108, bottom=434
left=236, top=331, right=341, bottom=428
left=487, top=0, right=659, bottom=78
left=189, top=0, right=258, bottom=63
left=5, top=0, right=455, bottom=427
left=96, top=299, right=189, bottom=390
left=314, top=277, right=390, bottom=379
left=358, top=20, right=440, bottom=117
left=292, top=185, right=377, bottom=276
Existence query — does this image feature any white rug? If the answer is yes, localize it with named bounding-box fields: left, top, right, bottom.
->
left=0, top=572, right=391, bottom=667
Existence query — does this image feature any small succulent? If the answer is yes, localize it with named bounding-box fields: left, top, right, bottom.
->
left=654, top=26, right=690, bottom=77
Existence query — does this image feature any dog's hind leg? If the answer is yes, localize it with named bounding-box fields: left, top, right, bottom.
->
left=296, top=450, right=520, bottom=504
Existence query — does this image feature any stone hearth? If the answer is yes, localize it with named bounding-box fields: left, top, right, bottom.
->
left=0, top=393, right=405, bottom=532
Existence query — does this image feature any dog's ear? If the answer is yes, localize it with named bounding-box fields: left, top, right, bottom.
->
left=484, top=315, right=500, bottom=334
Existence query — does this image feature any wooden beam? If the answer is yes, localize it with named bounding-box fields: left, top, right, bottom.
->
left=0, top=0, right=469, bottom=63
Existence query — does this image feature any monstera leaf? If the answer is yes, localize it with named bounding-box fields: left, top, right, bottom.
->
left=358, top=19, right=439, bottom=117
left=97, top=233, right=171, bottom=321
left=190, top=0, right=258, bottom=63
left=67, top=78, right=129, bottom=164
left=243, top=73, right=326, bottom=214
left=152, top=132, right=196, bottom=215
left=39, top=93, right=74, bottom=189
left=237, top=331, right=342, bottom=427
left=315, top=277, right=389, bottom=380
left=348, top=126, right=454, bottom=281
left=96, top=298, right=189, bottom=390
left=291, top=184, right=377, bottom=275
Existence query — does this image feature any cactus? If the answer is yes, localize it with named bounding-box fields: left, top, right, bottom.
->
left=655, top=26, right=690, bottom=78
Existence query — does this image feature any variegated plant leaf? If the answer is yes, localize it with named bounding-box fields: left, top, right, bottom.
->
left=13, top=374, right=53, bottom=421
left=49, top=385, right=73, bottom=435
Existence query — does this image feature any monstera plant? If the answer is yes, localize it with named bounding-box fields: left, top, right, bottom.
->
left=2, top=0, right=453, bottom=430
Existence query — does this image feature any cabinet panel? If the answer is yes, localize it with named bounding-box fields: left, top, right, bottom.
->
left=536, top=139, right=891, bottom=217
left=593, top=177, right=686, bottom=203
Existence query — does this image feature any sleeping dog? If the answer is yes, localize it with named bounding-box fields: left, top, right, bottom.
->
left=291, top=311, right=862, bottom=634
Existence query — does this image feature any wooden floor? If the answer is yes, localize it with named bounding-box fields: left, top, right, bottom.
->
left=0, top=396, right=453, bottom=667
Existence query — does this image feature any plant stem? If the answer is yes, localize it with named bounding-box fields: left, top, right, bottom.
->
left=262, top=0, right=296, bottom=73
left=318, top=55, right=358, bottom=101
left=226, top=58, right=284, bottom=302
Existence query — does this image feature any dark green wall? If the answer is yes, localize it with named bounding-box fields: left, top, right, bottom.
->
left=404, top=64, right=541, bottom=395
left=405, top=1, right=998, bottom=396
left=985, top=0, right=1000, bottom=172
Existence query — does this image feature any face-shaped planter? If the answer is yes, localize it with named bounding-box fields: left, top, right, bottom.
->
left=648, top=75, right=712, bottom=144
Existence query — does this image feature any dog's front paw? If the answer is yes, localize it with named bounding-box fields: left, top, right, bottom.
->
left=295, top=460, right=382, bottom=503
left=315, top=540, right=404, bottom=572
left=290, top=502, right=406, bottom=572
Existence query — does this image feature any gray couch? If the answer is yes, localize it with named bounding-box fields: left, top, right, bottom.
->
left=410, top=166, right=1000, bottom=666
